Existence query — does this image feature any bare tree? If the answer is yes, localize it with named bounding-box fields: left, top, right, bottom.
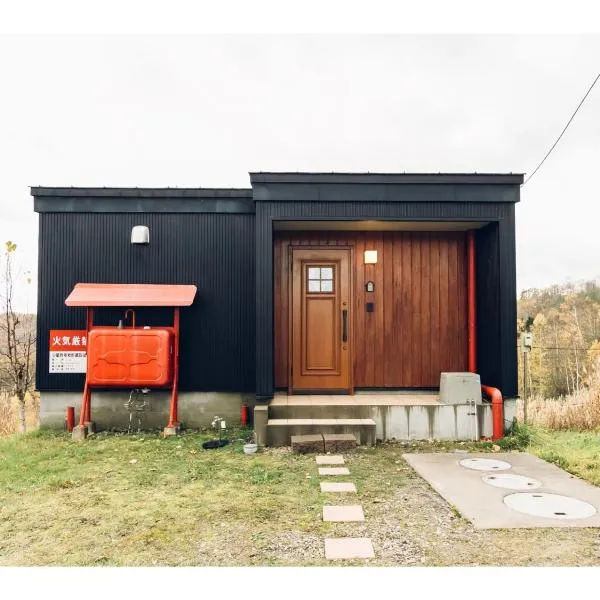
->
left=0, top=241, right=36, bottom=433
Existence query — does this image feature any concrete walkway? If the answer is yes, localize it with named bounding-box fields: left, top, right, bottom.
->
left=404, top=452, right=600, bottom=529
left=316, top=454, right=375, bottom=560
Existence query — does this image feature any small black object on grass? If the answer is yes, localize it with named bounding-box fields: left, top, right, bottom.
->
left=202, top=439, right=229, bottom=449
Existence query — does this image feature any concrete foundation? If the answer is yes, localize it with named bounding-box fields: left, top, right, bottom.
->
left=40, top=391, right=254, bottom=431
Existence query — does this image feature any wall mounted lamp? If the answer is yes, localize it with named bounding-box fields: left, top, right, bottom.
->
left=364, top=250, right=378, bottom=264
left=131, top=225, right=150, bottom=245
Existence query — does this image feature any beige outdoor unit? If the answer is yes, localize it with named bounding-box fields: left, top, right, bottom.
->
left=439, top=372, right=481, bottom=405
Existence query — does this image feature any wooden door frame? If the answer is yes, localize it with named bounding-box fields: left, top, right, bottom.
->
left=287, top=245, right=354, bottom=395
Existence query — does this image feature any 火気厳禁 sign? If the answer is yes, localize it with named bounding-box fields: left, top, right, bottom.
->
left=49, top=330, right=87, bottom=373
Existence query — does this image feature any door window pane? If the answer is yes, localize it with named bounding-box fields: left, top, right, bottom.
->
left=306, top=265, right=335, bottom=293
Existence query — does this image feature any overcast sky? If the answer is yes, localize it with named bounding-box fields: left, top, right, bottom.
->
left=1, top=34, right=599, bottom=311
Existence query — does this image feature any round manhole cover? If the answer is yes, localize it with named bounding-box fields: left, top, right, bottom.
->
left=459, top=458, right=512, bottom=471
left=504, top=493, right=597, bottom=519
left=482, top=473, right=542, bottom=490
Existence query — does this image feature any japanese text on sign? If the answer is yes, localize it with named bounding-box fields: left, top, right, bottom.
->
left=49, top=329, right=87, bottom=373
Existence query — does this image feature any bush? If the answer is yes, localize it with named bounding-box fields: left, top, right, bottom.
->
left=495, top=421, right=533, bottom=450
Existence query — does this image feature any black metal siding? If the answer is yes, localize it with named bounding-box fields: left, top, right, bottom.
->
left=255, top=200, right=518, bottom=399
left=36, top=212, right=255, bottom=392
left=475, top=223, right=501, bottom=389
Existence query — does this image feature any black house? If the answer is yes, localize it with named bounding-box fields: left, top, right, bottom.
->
left=32, top=172, right=522, bottom=443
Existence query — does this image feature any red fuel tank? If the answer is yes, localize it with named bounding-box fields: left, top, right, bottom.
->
left=87, top=327, right=173, bottom=387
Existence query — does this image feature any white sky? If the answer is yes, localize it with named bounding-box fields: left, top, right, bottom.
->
left=1, top=33, right=599, bottom=311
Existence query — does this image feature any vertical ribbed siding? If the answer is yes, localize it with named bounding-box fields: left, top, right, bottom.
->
left=498, top=205, right=518, bottom=397
left=255, top=204, right=273, bottom=399
left=36, top=212, right=255, bottom=392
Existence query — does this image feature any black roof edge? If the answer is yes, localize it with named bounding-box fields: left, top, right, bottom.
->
left=249, top=172, right=525, bottom=185
left=30, top=187, right=253, bottom=199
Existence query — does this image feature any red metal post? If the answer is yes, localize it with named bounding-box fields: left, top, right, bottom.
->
left=84, top=308, right=93, bottom=424
left=467, top=230, right=477, bottom=373
left=66, top=406, right=75, bottom=431
left=78, top=308, right=94, bottom=427
left=240, top=403, right=248, bottom=427
left=167, top=307, right=180, bottom=429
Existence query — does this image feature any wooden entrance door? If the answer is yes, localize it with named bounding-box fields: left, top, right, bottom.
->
left=290, top=248, right=352, bottom=393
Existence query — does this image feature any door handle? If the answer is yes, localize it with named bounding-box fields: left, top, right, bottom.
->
left=342, top=309, right=348, bottom=343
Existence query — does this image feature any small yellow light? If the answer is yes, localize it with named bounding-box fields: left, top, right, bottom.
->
left=364, top=250, right=378, bottom=264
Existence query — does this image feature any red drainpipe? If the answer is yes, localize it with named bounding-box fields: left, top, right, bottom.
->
left=467, top=232, right=477, bottom=373
left=467, top=231, right=503, bottom=440
left=481, top=385, right=504, bottom=441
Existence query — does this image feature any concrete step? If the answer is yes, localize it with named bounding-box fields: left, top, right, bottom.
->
left=269, top=402, right=372, bottom=420
left=267, top=418, right=376, bottom=447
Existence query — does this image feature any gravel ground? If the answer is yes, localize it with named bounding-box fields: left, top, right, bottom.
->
left=258, top=442, right=600, bottom=567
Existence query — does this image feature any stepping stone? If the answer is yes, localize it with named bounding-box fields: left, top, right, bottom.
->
left=318, top=467, right=350, bottom=476
left=291, top=434, right=324, bottom=454
left=323, top=433, right=357, bottom=453
left=325, top=538, right=375, bottom=560
left=320, top=482, right=356, bottom=493
left=323, top=505, right=365, bottom=522
left=316, top=455, right=345, bottom=465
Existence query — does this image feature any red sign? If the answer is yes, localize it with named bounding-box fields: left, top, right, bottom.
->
left=49, top=330, right=88, bottom=351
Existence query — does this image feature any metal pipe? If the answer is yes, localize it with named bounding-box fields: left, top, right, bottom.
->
left=467, top=232, right=503, bottom=440
left=124, top=309, right=136, bottom=329
left=166, top=307, right=180, bottom=429
left=66, top=406, right=75, bottom=432
left=467, top=231, right=477, bottom=373
left=240, top=403, right=249, bottom=428
left=481, top=385, right=504, bottom=441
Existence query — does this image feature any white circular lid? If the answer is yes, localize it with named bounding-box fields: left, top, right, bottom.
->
left=504, top=492, right=597, bottom=519
left=459, top=458, right=512, bottom=471
left=482, top=473, right=542, bottom=490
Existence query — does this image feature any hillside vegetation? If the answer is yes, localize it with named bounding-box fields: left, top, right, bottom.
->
left=517, top=279, right=600, bottom=429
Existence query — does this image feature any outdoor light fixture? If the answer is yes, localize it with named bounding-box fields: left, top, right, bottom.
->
left=364, top=250, right=378, bottom=264
left=131, top=226, right=150, bottom=245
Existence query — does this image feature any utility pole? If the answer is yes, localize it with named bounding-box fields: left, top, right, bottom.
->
left=522, top=328, right=533, bottom=424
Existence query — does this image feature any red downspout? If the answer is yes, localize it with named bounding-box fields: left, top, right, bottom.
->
left=467, top=232, right=477, bottom=373
left=467, top=231, right=503, bottom=440
left=166, top=307, right=180, bottom=429
left=481, top=384, right=504, bottom=441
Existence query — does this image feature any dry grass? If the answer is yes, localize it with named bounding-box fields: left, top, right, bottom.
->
left=0, top=392, right=39, bottom=435
left=519, top=387, right=600, bottom=430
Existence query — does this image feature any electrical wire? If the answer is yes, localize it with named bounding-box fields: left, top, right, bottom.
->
left=517, top=345, right=589, bottom=351
left=523, top=72, right=600, bottom=186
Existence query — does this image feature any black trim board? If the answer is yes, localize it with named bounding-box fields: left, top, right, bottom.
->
left=32, top=188, right=254, bottom=214
left=250, top=173, right=524, bottom=185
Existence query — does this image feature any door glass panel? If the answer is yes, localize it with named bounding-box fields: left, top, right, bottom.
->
left=306, top=264, right=335, bottom=294
left=308, top=280, right=321, bottom=292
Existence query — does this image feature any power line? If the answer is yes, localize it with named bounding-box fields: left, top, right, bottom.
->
left=516, top=345, right=589, bottom=351
left=523, top=72, right=600, bottom=186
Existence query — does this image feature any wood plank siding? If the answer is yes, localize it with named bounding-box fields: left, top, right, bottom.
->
left=274, top=231, right=468, bottom=389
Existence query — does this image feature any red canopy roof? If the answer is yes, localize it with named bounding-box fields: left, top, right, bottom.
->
left=65, top=283, right=197, bottom=307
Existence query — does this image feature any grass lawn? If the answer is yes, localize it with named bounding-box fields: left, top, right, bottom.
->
left=0, top=426, right=599, bottom=566
left=526, top=427, right=600, bottom=486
